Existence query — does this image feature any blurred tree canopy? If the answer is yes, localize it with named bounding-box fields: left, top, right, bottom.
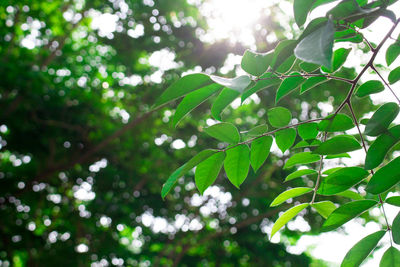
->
left=0, top=0, right=377, bottom=266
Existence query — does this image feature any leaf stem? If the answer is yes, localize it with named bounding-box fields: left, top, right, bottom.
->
left=311, top=132, right=327, bottom=204
left=256, top=73, right=353, bottom=84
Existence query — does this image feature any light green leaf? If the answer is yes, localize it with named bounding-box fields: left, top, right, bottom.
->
left=284, top=152, right=321, bottom=169
left=300, top=76, right=328, bottom=94
left=173, top=83, right=222, bottom=126
left=275, top=128, right=297, bottom=153
left=276, top=55, right=297, bottom=74
left=270, top=187, right=313, bottom=207
left=366, top=156, right=400, bottom=194
left=224, top=144, right=250, bottom=188
left=380, top=247, right=400, bottom=267
left=321, top=48, right=352, bottom=73
left=386, top=196, right=400, bottom=207
left=211, top=88, right=240, bottom=121
left=312, top=201, right=337, bottom=219
left=365, top=102, right=399, bottom=136
left=393, top=211, right=400, bottom=245
left=355, top=80, right=385, bottom=98
left=365, top=125, right=400, bottom=169
left=271, top=40, right=298, bottom=71
left=250, top=136, right=273, bottom=172
left=317, top=167, right=369, bottom=195
left=241, top=50, right=273, bottom=76
left=341, top=230, right=386, bottom=267
left=318, top=114, right=355, bottom=132
left=322, top=200, right=378, bottom=232
left=210, top=75, right=251, bottom=93
left=285, top=169, right=317, bottom=182
left=389, top=66, right=400, bottom=84
left=154, top=73, right=213, bottom=108
left=337, top=190, right=364, bottom=200
left=298, top=123, right=318, bottom=140
left=275, top=73, right=305, bottom=103
left=386, top=36, right=400, bottom=66
left=314, top=135, right=361, bottom=155
left=204, top=122, right=240, bottom=144
left=241, top=73, right=281, bottom=102
left=293, top=0, right=315, bottom=27
left=268, top=107, right=292, bottom=128
left=293, top=139, right=321, bottom=149
left=270, top=203, right=309, bottom=239
left=242, top=124, right=269, bottom=140
left=299, top=62, right=321, bottom=72
left=195, top=152, right=225, bottom=194
left=325, top=153, right=351, bottom=159
left=294, top=20, right=334, bottom=68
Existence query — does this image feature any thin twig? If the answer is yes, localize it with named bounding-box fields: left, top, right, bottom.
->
left=311, top=132, right=327, bottom=204
left=256, top=73, right=353, bottom=84
left=370, top=65, right=400, bottom=104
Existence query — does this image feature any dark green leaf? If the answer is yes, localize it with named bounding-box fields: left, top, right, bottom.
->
left=386, top=36, right=400, bottom=66
left=211, top=88, right=240, bottom=121
left=300, top=76, right=328, bottom=94
left=154, top=73, right=213, bottom=108
left=388, top=66, right=400, bottom=84
left=224, top=144, right=250, bottom=188
left=161, top=165, right=185, bottom=199
left=268, top=107, right=292, bottom=127
left=298, top=123, right=318, bottom=140
left=293, top=0, right=315, bottom=27
left=341, top=230, right=386, bottom=267
left=321, top=48, right=352, bottom=73
left=327, top=0, right=366, bottom=20
left=275, top=73, right=306, bottom=103
left=284, top=152, right=321, bottom=169
left=204, top=122, right=240, bottom=144
left=386, top=196, right=400, bottom=207
left=241, top=50, right=273, bottom=76
left=314, top=135, right=361, bottom=155
left=318, top=114, right=355, bottom=132
left=271, top=40, right=298, bottom=71
left=285, top=169, right=317, bottom=182
left=365, top=125, right=400, bottom=169
left=365, top=102, right=399, bottom=136
left=210, top=75, right=251, bottom=93
left=355, top=80, right=385, bottom=97
left=299, top=62, right=321, bottom=72
left=366, top=156, right=400, bottom=194
left=275, top=128, right=297, bottom=153
left=270, top=187, right=313, bottom=207
left=393, top=212, right=400, bottom=245
left=294, top=20, right=334, bottom=68
left=250, top=136, right=273, bottom=172
left=293, top=139, right=322, bottom=148
left=312, top=201, right=337, bottom=219
left=173, top=83, right=222, bottom=126
left=380, top=247, right=400, bottom=267
left=271, top=203, right=309, bottom=238
left=321, top=200, right=378, bottom=232
left=318, top=167, right=369, bottom=195
left=276, top=55, right=297, bottom=74
left=195, top=152, right=225, bottom=194
left=241, top=73, right=281, bottom=102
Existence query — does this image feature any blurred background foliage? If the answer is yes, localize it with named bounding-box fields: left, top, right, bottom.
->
left=0, top=0, right=375, bottom=266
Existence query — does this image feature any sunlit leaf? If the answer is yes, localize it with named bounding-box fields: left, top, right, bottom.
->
left=271, top=40, right=298, bottom=71
left=270, top=203, right=309, bottom=239
left=293, top=139, right=321, bottom=148
left=284, top=152, right=321, bottom=169
left=388, top=66, right=400, bottom=84
left=204, top=122, right=240, bottom=144
left=300, top=76, right=327, bottom=94
left=270, top=187, right=313, bottom=207
left=325, top=153, right=351, bottom=159
left=312, top=201, right=337, bottom=219
left=365, top=102, right=399, bottom=136
left=299, top=62, right=320, bottom=72
left=243, top=125, right=269, bottom=140
left=285, top=169, right=317, bottom=182
left=224, top=144, right=250, bottom=188
left=211, top=88, right=240, bottom=121
left=317, top=167, right=369, bottom=195
left=337, top=190, right=364, bottom=200
left=293, top=0, right=314, bottom=27
left=321, top=48, right=352, bottom=73
left=268, top=107, right=292, bottom=128
left=210, top=75, right=251, bottom=93
left=366, top=156, right=400, bottom=194
left=386, top=196, right=400, bottom=207
left=195, top=152, right=225, bottom=194
left=355, top=80, right=385, bottom=98
left=313, top=135, right=361, bottom=155
left=380, top=247, right=400, bottom=267
left=275, top=128, right=297, bottom=153
left=318, top=114, right=355, bottom=132
left=241, top=50, right=273, bottom=76
left=250, top=136, right=273, bottom=172
left=386, top=34, right=400, bottom=66
left=275, top=73, right=305, bottom=103
left=298, top=123, right=318, bottom=140
left=393, top=211, right=400, bottom=245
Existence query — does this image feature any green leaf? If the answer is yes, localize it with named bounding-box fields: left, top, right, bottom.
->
left=204, top=122, right=240, bottom=144
left=173, top=83, right=222, bottom=126
left=365, top=102, right=399, bottom=136
left=355, top=80, right=385, bottom=97
left=271, top=40, right=298, bottom=71
left=250, top=136, right=273, bottom=172
left=284, top=152, right=321, bottom=169
left=161, top=149, right=218, bottom=198
left=154, top=73, right=213, bottom=108
left=241, top=50, right=274, bottom=76
left=293, top=0, right=314, bottom=27
left=386, top=196, right=400, bottom=207
left=276, top=55, right=297, bottom=74
left=321, top=48, right=352, bottom=73
left=293, top=139, right=322, bottom=148
left=380, top=247, right=400, bottom=267
left=294, top=20, right=334, bottom=68
left=285, top=169, right=317, bottom=182
left=388, top=66, right=400, bottom=84
left=317, top=167, right=369, bottom=195
left=224, top=144, right=250, bottom=188
left=318, top=114, right=355, bottom=132
left=325, top=153, right=351, bottom=159
left=298, top=123, right=318, bottom=140
left=327, top=0, right=366, bottom=20
left=341, top=230, right=386, bottom=267
left=393, top=211, right=400, bottom=245
left=195, top=152, right=225, bottom=194
left=300, top=76, right=328, bottom=94
left=314, top=135, right=361, bottom=155
left=337, top=190, right=364, bottom=200
left=275, top=73, right=305, bottom=103
left=366, top=156, right=400, bottom=194
left=386, top=35, right=400, bottom=66
left=241, top=73, right=281, bottom=102
left=365, top=125, right=400, bottom=169
left=270, top=203, right=309, bottom=239
left=268, top=107, right=292, bottom=128
left=210, top=75, right=251, bottom=93
left=335, top=28, right=363, bottom=43
left=275, top=128, right=297, bottom=153
left=321, top=200, right=378, bottom=232
left=323, top=167, right=343, bottom=175
left=211, top=88, right=240, bottom=121
left=243, top=125, right=269, bottom=140
left=312, top=201, right=337, bottom=219
left=299, top=62, right=321, bottom=72
left=270, top=187, right=313, bottom=207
